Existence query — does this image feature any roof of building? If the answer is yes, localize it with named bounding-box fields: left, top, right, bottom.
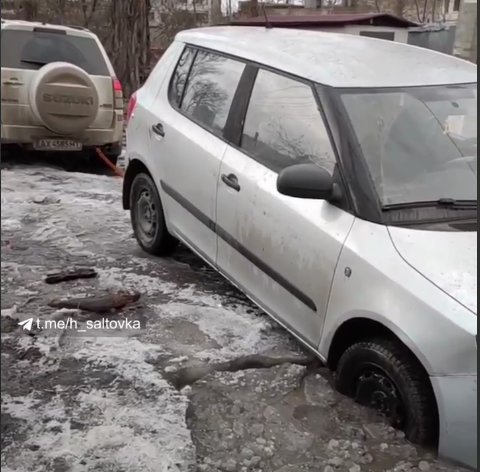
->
left=177, top=26, right=477, bottom=88
left=230, top=13, right=419, bottom=28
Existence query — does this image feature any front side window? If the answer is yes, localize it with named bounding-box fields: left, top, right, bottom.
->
left=241, top=70, right=337, bottom=174
left=339, top=83, right=478, bottom=206
left=1, top=29, right=110, bottom=76
left=180, top=50, right=245, bottom=136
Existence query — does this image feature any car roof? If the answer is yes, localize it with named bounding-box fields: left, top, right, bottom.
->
left=176, top=26, right=478, bottom=88
left=1, top=19, right=94, bottom=39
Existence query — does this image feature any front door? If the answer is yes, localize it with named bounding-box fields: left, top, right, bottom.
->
left=216, top=69, right=355, bottom=347
left=148, top=44, right=246, bottom=263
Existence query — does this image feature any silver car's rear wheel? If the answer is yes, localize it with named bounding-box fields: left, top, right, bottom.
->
left=136, top=188, right=158, bottom=244
left=130, top=173, right=178, bottom=256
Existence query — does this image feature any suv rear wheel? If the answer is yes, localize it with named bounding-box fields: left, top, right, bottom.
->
left=335, top=339, right=439, bottom=447
left=130, top=173, right=178, bottom=256
left=97, top=142, right=122, bottom=167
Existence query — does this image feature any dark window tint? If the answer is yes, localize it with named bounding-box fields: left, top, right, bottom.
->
left=181, top=51, right=245, bottom=136
left=1, top=29, right=110, bottom=76
left=170, top=46, right=196, bottom=107
left=241, top=70, right=337, bottom=174
left=360, top=31, right=395, bottom=41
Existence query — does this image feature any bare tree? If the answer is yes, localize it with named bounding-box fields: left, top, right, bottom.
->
left=413, top=0, right=430, bottom=21
left=248, top=0, right=259, bottom=18
left=352, top=0, right=442, bottom=21
left=393, top=0, right=411, bottom=17
left=18, top=0, right=39, bottom=20
left=11, top=0, right=110, bottom=39
left=80, top=0, right=101, bottom=28
left=151, top=0, right=200, bottom=47
left=110, top=0, right=152, bottom=97
left=412, top=0, right=442, bottom=22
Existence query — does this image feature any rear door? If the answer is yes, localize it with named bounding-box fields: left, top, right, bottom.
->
left=1, top=25, right=114, bottom=130
left=216, top=68, right=356, bottom=348
left=145, top=44, right=246, bottom=264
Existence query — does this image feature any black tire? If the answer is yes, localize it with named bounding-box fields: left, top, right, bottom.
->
left=1, top=144, right=19, bottom=162
left=335, top=339, right=438, bottom=447
left=130, top=173, right=178, bottom=256
left=104, top=142, right=123, bottom=167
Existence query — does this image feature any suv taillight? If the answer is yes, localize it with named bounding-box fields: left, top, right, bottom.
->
left=113, top=78, right=124, bottom=110
left=113, top=78, right=122, bottom=92
left=126, top=92, right=138, bottom=125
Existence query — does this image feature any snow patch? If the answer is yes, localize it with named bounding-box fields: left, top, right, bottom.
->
left=98, top=267, right=178, bottom=296
left=1, top=166, right=129, bottom=257
left=1, top=219, right=22, bottom=231
left=2, top=336, right=196, bottom=472
left=157, top=293, right=275, bottom=361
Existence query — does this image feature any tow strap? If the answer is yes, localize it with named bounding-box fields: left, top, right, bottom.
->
left=95, top=147, right=125, bottom=177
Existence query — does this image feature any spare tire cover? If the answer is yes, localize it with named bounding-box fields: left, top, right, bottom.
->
left=29, top=62, right=100, bottom=135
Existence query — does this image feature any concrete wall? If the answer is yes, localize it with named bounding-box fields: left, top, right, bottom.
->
left=454, top=0, right=478, bottom=62
left=444, top=0, right=461, bottom=22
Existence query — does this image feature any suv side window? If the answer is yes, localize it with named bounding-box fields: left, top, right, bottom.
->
left=241, top=69, right=337, bottom=174
left=180, top=50, right=245, bottom=136
left=170, top=46, right=196, bottom=107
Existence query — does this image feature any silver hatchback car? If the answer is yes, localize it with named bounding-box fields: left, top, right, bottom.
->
left=123, top=27, right=478, bottom=469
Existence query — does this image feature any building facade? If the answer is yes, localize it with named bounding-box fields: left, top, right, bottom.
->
left=454, top=0, right=478, bottom=62
left=237, top=0, right=462, bottom=23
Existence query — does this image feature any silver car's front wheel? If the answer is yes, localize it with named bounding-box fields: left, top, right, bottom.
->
left=335, top=339, right=439, bottom=448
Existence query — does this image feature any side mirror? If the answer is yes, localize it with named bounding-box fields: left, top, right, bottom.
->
left=277, top=163, right=335, bottom=200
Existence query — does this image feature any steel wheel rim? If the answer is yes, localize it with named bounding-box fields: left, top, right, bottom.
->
left=355, top=364, right=406, bottom=429
left=136, top=188, right=157, bottom=244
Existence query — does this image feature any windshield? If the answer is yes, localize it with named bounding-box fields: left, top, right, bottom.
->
left=338, top=84, right=477, bottom=207
left=1, top=29, right=110, bottom=76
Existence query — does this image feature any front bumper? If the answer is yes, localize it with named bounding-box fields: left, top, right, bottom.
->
left=432, top=375, right=477, bottom=470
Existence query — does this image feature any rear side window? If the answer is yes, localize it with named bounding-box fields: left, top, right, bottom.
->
left=170, top=46, right=196, bottom=106
left=1, top=29, right=110, bottom=76
left=172, top=48, right=245, bottom=137
left=241, top=70, right=337, bottom=174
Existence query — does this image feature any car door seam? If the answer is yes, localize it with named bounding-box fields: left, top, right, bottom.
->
left=160, top=179, right=317, bottom=312
left=319, top=216, right=357, bottom=350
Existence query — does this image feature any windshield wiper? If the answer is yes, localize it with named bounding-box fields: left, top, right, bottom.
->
left=383, top=198, right=478, bottom=211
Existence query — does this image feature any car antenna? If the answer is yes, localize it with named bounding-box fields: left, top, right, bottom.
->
left=261, top=3, right=273, bottom=29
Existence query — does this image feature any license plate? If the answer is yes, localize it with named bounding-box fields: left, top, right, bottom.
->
left=34, top=139, right=82, bottom=151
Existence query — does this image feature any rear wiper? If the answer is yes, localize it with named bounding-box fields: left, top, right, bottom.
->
left=21, top=59, right=48, bottom=66
left=383, top=198, right=478, bottom=211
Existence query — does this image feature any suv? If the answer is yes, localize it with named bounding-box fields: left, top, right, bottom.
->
left=1, top=19, right=123, bottom=164
left=122, top=27, right=478, bottom=469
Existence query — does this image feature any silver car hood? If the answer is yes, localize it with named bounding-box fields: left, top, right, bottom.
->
left=388, top=227, right=478, bottom=315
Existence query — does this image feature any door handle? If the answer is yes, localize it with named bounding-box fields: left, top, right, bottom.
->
left=221, top=174, right=241, bottom=192
left=152, top=123, right=165, bottom=137
left=3, top=80, right=24, bottom=86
